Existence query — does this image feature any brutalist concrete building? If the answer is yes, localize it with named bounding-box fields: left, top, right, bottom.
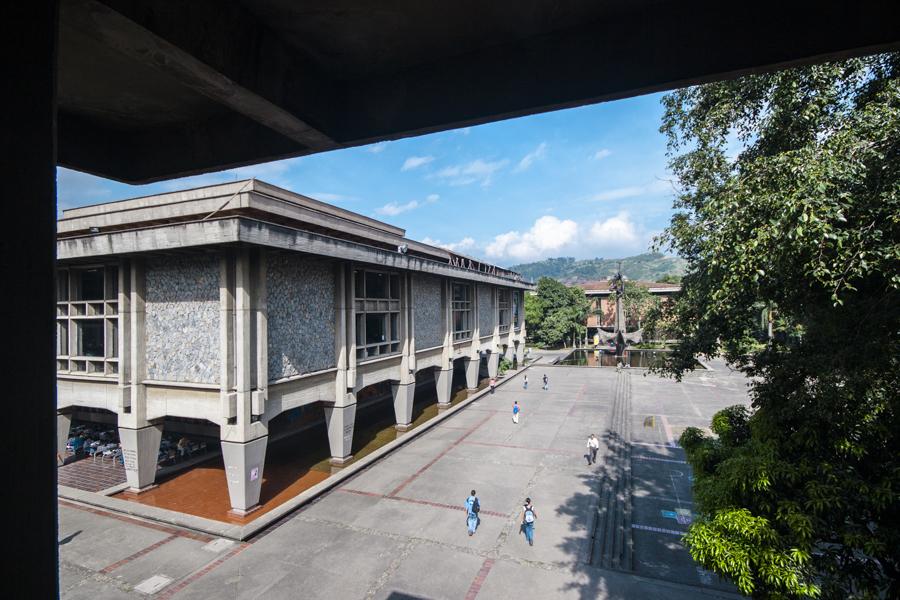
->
left=56, top=180, right=529, bottom=515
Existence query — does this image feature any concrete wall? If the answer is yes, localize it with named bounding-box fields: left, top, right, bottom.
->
left=266, top=252, right=336, bottom=380
left=413, top=273, right=443, bottom=349
left=145, top=256, right=220, bottom=384
left=477, top=284, right=493, bottom=335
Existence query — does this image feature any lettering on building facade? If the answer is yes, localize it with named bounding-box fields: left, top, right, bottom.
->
left=447, top=253, right=521, bottom=281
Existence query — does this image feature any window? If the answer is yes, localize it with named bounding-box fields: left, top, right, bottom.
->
left=498, top=289, right=511, bottom=333
left=57, top=265, right=119, bottom=375
left=354, top=269, right=402, bottom=359
left=513, top=291, right=520, bottom=328
left=452, top=282, right=472, bottom=341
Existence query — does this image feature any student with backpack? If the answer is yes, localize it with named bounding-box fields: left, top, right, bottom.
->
left=520, top=497, right=537, bottom=546
left=465, top=489, right=481, bottom=536
left=523, top=374, right=528, bottom=389
left=542, top=374, right=549, bottom=390
left=512, top=401, right=520, bottom=424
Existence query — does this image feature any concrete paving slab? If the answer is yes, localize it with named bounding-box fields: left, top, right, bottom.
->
left=372, top=543, right=484, bottom=600
left=107, top=536, right=211, bottom=589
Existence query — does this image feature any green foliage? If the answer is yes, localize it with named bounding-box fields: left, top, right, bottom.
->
left=509, top=252, right=686, bottom=284
left=622, top=280, right=660, bottom=328
left=498, top=357, right=513, bottom=376
left=657, top=273, right=683, bottom=284
left=526, top=277, right=590, bottom=347
left=660, top=53, right=900, bottom=598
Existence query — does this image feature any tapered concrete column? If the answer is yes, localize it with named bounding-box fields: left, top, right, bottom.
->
left=515, top=341, right=525, bottom=366
left=221, top=436, right=268, bottom=515
left=57, top=413, right=72, bottom=460
left=487, top=352, right=500, bottom=379
left=464, top=356, right=480, bottom=390
left=119, top=424, right=163, bottom=492
left=392, top=382, right=416, bottom=431
left=435, top=367, right=453, bottom=407
left=324, top=403, right=356, bottom=465
left=504, top=343, right=515, bottom=363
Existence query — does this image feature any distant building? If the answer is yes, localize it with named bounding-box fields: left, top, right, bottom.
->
left=578, top=280, right=681, bottom=338
left=56, top=180, right=530, bottom=515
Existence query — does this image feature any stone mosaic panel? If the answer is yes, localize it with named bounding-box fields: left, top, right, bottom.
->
left=413, top=274, right=443, bottom=349
left=477, top=284, right=494, bottom=335
left=145, top=256, right=219, bottom=384
left=267, top=253, right=336, bottom=380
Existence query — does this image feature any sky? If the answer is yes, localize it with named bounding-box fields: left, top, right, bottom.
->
left=57, top=91, right=679, bottom=268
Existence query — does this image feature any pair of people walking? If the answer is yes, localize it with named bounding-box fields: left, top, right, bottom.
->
left=464, top=491, right=538, bottom=547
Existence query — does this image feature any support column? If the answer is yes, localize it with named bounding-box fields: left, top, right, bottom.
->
left=435, top=367, right=453, bottom=408
left=119, top=425, right=163, bottom=492
left=487, top=351, right=500, bottom=379
left=221, top=437, right=268, bottom=514
left=504, top=343, right=515, bottom=363
left=118, top=259, right=162, bottom=493
left=324, top=403, right=356, bottom=464
left=464, top=356, right=479, bottom=390
left=392, top=382, right=415, bottom=431
left=220, top=249, right=269, bottom=513
left=57, top=413, right=72, bottom=461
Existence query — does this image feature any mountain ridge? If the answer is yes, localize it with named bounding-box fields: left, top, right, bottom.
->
left=508, top=253, right=685, bottom=284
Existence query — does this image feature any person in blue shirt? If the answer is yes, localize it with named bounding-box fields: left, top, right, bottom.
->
left=465, top=489, right=480, bottom=536
left=520, top=498, right=537, bottom=546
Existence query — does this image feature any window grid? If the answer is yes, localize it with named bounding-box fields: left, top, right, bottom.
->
left=57, top=265, right=119, bottom=376
left=498, top=289, right=511, bottom=333
left=452, top=282, right=472, bottom=342
left=354, top=269, right=401, bottom=360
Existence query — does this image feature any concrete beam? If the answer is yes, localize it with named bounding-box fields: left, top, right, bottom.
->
left=62, top=0, right=336, bottom=149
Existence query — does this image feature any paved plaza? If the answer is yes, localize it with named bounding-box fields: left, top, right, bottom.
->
left=59, top=361, right=751, bottom=599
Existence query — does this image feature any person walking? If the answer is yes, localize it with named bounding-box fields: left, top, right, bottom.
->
left=542, top=373, right=549, bottom=390
left=465, top=489, right=480, bottom=536
left=512, top=400, right=520, bottom=424
left=490, top=377, right=496, bottom=394
left=520, top=497, right=537, bottom=546
left=586, top=433, right=600, bottom=465
left=523, top=374, right=528, bottom=389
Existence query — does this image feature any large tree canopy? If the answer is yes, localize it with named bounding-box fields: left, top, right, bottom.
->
left=525, top=277, right=590, bottom=348
left=654, top=53, right=899, bottom=598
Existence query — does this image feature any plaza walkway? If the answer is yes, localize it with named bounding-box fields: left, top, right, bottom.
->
left=59, top=361, right=750, bottom=599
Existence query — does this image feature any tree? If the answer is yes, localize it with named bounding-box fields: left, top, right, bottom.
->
left=527, top=277, right=590, bottom=347
left=657, top=53, right=899, bottom=598
left=621, top=281, right=659, bottom=329
left=657, top=274, right=682, bottom=284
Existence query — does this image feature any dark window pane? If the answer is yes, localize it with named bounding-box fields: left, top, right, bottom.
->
left=366, top=314, right=386, bottom=345
left=107, top=266, right=118, bottom=298
left=80, top=321, right=104, bottom=357
left=354, top=270, right=365, bottom=298
left=78, top=269, right=105, bottom=300
left=356, top=313, right=365, bottom=346
left=390, top=314, right=399, bottom=341
left=452, top=283, right=469, bottom=302
left=390, top=274, right=400, bottom=299
left=57, top=271, right=68, bottom=302
left=365, top=272, right=388, bottom=298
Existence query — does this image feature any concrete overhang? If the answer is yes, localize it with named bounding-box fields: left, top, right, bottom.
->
left=57, top=216, right=533, bottom=289
left=57, top=0, right=900, bottom=183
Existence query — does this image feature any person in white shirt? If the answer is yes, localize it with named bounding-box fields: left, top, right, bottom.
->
left=586, top=433, right=600, bottom=465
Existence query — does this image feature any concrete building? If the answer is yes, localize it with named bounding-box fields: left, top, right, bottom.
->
left=56, top=179, right=530, bottom=515
left=580, top=280, right=681, bottom=338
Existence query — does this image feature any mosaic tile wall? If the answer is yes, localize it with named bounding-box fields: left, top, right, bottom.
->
left=145, top=256, right=220, bottom=383
left=413, top=274, right=444, bottom=349
left=267, top=253, right=336, bottom=380
left=477, top=284, right=494, bottom=335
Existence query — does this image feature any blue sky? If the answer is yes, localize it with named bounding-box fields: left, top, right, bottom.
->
left=58, top=92, right=678, bottom=267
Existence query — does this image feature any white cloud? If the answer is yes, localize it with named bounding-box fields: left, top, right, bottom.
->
left=453, top=127, right=471, bottom=136
left=588, top=213, right=640, bottom=245
left=514, top=142, right=547, bottom=173
left=367, top=142, right=388, bottom=153
left=590, top=179, right=672, bottom=202
left=376, top=194, right=438, bottom=216
left=593, top=148, right=612, bottom=160
left=401, top=155, right=434, bottom=171
left=485, top=215, right=579, bottom=262
left=432, top=158, right=509, bottom=187
left=421, top=236, right=476, bottom=252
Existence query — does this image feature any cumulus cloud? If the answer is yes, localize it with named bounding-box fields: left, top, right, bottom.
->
left=367, top=142, right=388, bottom=153
left=593, top=148, right=612, bottom=160
left=376, top=194, right=438, bottom=216
left=421, top=236, right=476, bottom=252
left=401, top=155, right=434, bottom=171
left=482, top=212, right=650, bottom=263
left=432, top=158, right=509, bottom=186
left=485, top=215, right=579, bottom=262
left=514, top=142, right=547, bottom=173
